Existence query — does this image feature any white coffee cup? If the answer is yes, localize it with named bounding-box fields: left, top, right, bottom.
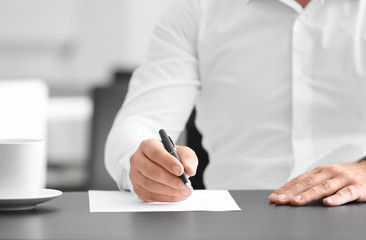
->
left=0, top=139, right=44, bottom=198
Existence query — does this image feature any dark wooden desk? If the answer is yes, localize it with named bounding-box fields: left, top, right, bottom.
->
left=0, top=191, right=365, bottom=240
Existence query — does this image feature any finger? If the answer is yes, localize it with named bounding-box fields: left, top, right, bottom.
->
left=176, top=146, right=198, bottom=176
left=281, top=168, right=323, bottom=192
left=140, top=139, right=184, bottom=176
left=269, top=169, right=328, bottom=204
left=323, top=185, right=361, bottom=206
left=269, top=169, right=318, bottom=199
left=133, top=170, right=192, bottom=197
left=289, top=178, right=348, bottom=206
left=133, top=151, right=188, bottom=191
left=133, top=184, right=192, bottom=203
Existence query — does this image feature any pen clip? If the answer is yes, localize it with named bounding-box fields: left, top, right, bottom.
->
left=168, top=136, right=176, bottom=150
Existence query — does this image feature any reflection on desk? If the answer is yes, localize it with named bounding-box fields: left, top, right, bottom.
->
left=0, top=191, right=365, bottom=240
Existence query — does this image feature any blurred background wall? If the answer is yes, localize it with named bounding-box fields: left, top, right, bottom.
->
left=0, top=0, right=172, bottom=190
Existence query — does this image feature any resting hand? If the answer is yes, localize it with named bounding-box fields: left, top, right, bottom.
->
left=268, top=161, right=366, bottom=206
left=129, top=139, right=197, bottom=202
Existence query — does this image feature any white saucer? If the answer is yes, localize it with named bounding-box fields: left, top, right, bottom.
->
left=0, top=189, right=62, bottom=211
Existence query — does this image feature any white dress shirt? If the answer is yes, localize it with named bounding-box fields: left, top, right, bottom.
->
left=105, top=0, right=366, bottom=191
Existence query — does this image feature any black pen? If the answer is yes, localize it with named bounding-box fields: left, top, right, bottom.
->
left=159, top=129, right=190, bottom=189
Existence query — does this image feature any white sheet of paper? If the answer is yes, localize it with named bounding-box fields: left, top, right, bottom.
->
left=88, top=190, right=241, bottom=212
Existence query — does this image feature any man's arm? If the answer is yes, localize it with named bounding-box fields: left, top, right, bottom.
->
left=268, top=160, right=366, bottom=206
left=105, top=0, right=201, bottom=202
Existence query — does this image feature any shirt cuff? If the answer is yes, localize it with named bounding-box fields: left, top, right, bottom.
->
left=115, top=153, right=136, bottom=196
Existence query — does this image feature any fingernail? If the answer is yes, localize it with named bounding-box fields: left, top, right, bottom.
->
left=277, top=194, right=287, bottom=201
left=173, top=166, right=182, bottom=176
left=269, top=192, right=277, bottom=198
left=293, top=195, right=302, bottom=202
left=326, top=197, right=332, bottom=204
left=189, top=163, right=196, bottom=174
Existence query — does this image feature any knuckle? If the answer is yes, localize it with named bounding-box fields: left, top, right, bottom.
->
left=327, top=164, right=342, bottom=174
left=319, top=181, right=331, bottom=191
left=287, top=179, right=302, bottom=190
left=344, top=186, right=358, bottom=199
left=304, top=176, right=317, bottom=186
left=143, top=141, right=158, bottom=156
left=140, top=139, right=150, bottom=149
left=298, top=192, right=309, bottom=202
left=289, top=188, right=302, bottom=196
left=134, top=186, right=151, bottom=202
left=305, top=188, right=319, bottom=200
left=289, top=177, right=301, bottom=186
left=141, top=139, right=160, bottom=157
left=144, top=166, right=158, bottom=178
left=130, top=153, right=138, bottom=165
left=143, top=178, right=155, bottom=191
left=293, top=176, right=304, bottom=184
left=149, top=146, right=161, bottom=160
left=129, top=165, right=139, bottom=182
left=338, top=171, right=353, bottom=180
left=129, top=169, right=134, bottom=181
left=314, top=165, right=326, bottom=173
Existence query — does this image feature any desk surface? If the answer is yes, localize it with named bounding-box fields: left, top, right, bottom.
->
left=0, top=190, right=365, bottom=240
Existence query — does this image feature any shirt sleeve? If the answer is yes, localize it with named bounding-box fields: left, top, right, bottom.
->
left=105, top=0, right=201, bottom=192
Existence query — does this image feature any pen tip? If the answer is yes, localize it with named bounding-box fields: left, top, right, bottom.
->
left=185, top=183, right=191, bottom=190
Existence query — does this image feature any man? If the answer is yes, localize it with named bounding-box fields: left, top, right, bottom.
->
left=105, top=0, right=366, bottom=206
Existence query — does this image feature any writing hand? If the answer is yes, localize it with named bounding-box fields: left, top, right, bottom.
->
left=268, top=161, right=366, bottom=206
left=129, top=139, right=198, bottom=202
